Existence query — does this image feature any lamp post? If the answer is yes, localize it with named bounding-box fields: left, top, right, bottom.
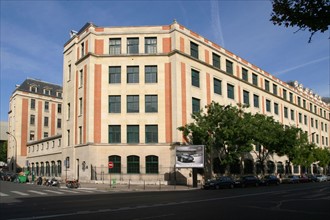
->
left=6, top=131, right=17, bottom=173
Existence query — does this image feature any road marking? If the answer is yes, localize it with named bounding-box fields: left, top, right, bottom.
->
left=43, top=190, right=64, bottom=194
left=11, top=191, right=29, bottom=196
left=58, top=189, right=80, bottom=194
left=28, top=190, right=48, bottom=195
left=0, top=192, right=9, bottom=197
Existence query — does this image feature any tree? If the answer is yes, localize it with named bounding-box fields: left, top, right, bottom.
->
left=270, top=0, right=330, bottom=42
left=313, top=147, right=330, bottom=174
left=0, top=141, right=7, bottom=162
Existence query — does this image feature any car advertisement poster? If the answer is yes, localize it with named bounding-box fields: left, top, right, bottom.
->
left=176, top=145, right=204, bottom=168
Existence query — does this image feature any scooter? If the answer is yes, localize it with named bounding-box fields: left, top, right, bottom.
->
left=45, top=178, right=60, bottom=187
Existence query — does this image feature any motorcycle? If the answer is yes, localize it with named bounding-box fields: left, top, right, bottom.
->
left=66, top=179, right=80, bottom=188
left=45, top=178, right=60, bottom=187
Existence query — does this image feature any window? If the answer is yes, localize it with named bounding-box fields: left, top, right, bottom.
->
left=31, top=99, right=35, bottom=110
left=30, top=131, right=35, bottom=141
left=81, top=42, right=85, bottom=57
left=265, top=80, right=270, bottom=91
left=274, top=103, right=279, bottom=115
left=30, top=115, right=35, bottom=125
left=109, top=38, right=121, bottom=55
left=127, top=66, right=139, bottom=83
left=127, top=95, right=139, bottom=113
left=266, top=100, right=271, bottom=112
left=67, top=130, right=70, bottom=146
left=30, top=86, right=38, bottom=93
left=57, top=92, right=62, bottom=98
left=44, top=132, right=48, bottom=138
left=252, top=74, right=258, bottom=86
left=127, top=38, right=139, bottom=54
left=145, top=95, right=158, bottom=112
left=127, top=125, right=139, bottom=143
left=214, top=78, right=222, bottom=95
left=284, top=107, right=288, bottom=118
left=57, top=119, right=61, bottom=128
left=145, top=66, right=157, bottom=83
left=289, top=92, right=293, bottom=103
left=283, top=89, right=287, bottom=100
left=243, top=90, right=250, bottom=105
left=45, top=101, right=49, bottom=111
left=315, top=119, right=318, bottom=129
left=57, top=104, right=62, bottom=113
left=299, top=113, right=302, bottom=123
left=79, top=98, right=83, bottom=115
left=253, top=94, right=259, bottom=108
left=44, top=89, right=51, bottom=95
left=310, top=103, right=313, bottom=111
left=212, top=53, right=220, bottom=68
left=68, top=64, right=71, bottom=81
left=192, top=97, right=200, bottom=113
left=242, top=68, right=248, bottom=81
left=273, top=84, right=277, bottom=95
left=297, top=97, right=301, bottom=106
left=79, top=69, right=83, bottom=87
left=227, top=84, right=234, bottom=99
left=145, top=125, right=158, bottom=143
left=127, top=155, right=140, bottom=174
left=146, top=155, right=158, bottom=174
left=79, top=126, right=82, bottom=144
left=303, top=99, right=306, bottom=108
left=44, top=117, right=49, bottom=127
left=145, top=37, right=157, bottom=53
left=109, top=95, right=121, bottom=113
left=311, top=118, right=314, bottom=127
left=67, top=103, right=71, bottom=120
left=226, top=60, right=233, bottom=74
left=109, top=66, right=121, bottom=84
left=304, top=115, right=307, bottom=125
left=290, top=110, right=295, bottom=120
left=190, top=41, right=198, bottom=59
left=314, top=106, right=317, bottom=114
left=108, top=125, right=121, bottom=143
left=108, top=155, right=121, bottom=173
left=191, top=69, right=200, bottom=87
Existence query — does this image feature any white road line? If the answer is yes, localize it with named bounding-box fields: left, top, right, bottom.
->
left=11, top=191, right=29, bottom=196
left=58, top=189, right=80, bottom=194
left=76, top=189, right=94, bottom=193
left=27, top=190, right=48, bottom=195
left=0, top=192, right=9, bottom=197
left=43, top=190, right=64, bottom=194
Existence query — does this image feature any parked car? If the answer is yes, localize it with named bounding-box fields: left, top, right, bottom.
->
left=234, top=175, right=260, bottom=187
left=307, top=174, right=318, bottom=182
left=203, top=176, right=235, bottom=190
left=299, top=175, right=309, bottom=183
left=177, top=154, right=194, bottom=163
left=281, top=175, right=300, bottom=184
left=315, top=174, right=327, bottom=182
left=260, top=175, right=280, bottom=186
left=326, top=174, right=330, bottom=181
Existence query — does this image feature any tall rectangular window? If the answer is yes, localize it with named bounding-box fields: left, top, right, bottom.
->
left=79, top=126, right=82, bottom=144
left=145, top=66, right=157, bottom=83
left=304, top=115, right=307, bottom=125
left=297, top=97, right=301, bottom=106
left=243, top=90, right=250, bottom=105
left=214, top=78, right=222, bottom=95
left=31, top=99, right=35, bottom=110
left=226, top=60, right=233, bottom=74
left=109, top=66, right=121, bottom=83
left=67, top=103, right=71, bottom=120
left=79, top=98, right=83, bottom=115
left=227, top=84, right=234, bottom=99
left=252, top=74, right=258, bottom=86
left=57, top=104, right=62, bottom=113
left=284, top=107, right=288, bottom=118
left=127, top=66, right=139, bottom=83
left=289, top=92, right=293, bottom=103
left=191, top=69, right=200, bottom=87
left=290, top=109, right=295, bottom=120
left=190, top=41, right=198, bottom=59
left=145, top=125, right=158, bottom=143
left=212, top=53, right=220, bottom=68
left=145, top=95, right=158, bottom=112
left=274, top=103, right=279, bottom=115
left=273, top=84, right=277, bottom=95
left=192, top=97, right=200, bottom=113
left=67, top=130, right=70, bottom=146
left=30, top=115, right=35, bottom=125
left=265, top=80, right=270, bottom=91
left=303, top=99, right=306, bottom=108
left=109, top=95, right=121, bottom=113
left=127, top=95, right=139, bottom=113
left=44, top=117, right=49, bottom=127
left=145, top=37, right=157, bottom=54
left=68, top=64, right=71, bottom=81
left=127, top=38, right=139, bottom=54
left=253, top=94, right=259, bottom=108
left=266, top=100, right=271, bottom=112
left=57, top=119, right=61, bottom=128
left=79, top=69, right=83, bottom=87
left=127, top=125, right=139, bottom=143
left=45, top=101, right=49, bottom=111
left=109, top=38, right=121, bottom=55
left=109, top=125, right=121, bottom=143
left=299, top=113, right=302, bottom=123
left=283, top=89, right=287, bottom=100
left=81, top=42, right=85, bottom=57
left=242, top=68, right=248, bottom=81
left=311, top=118, right=314, bottom=127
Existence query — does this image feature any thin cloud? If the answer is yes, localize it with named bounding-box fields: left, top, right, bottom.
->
left=210, top=0, right=225, bottom=47
left=274, top=57, right=329, bottom=76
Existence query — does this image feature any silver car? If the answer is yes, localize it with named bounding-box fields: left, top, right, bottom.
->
left=315, top=174, right=327, bottom=182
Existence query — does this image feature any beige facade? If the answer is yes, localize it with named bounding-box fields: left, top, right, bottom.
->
left=7, top=78, right=62, bottom=172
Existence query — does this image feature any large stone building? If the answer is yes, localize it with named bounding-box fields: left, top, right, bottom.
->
left=16, top=21, right=329, bottom=184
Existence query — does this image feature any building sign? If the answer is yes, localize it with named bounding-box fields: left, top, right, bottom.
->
left=176, top=145, right=204, bottom=168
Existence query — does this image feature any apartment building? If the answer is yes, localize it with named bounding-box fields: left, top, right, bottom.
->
left=7, top=78, right=62, bottom=172
left=54, top=21, right=328, bottom=183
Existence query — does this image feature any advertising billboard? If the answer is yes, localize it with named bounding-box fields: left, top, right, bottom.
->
left=176, top=145, right=204, bottom=168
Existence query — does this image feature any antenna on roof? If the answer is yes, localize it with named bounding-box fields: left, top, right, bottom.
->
left=70, top=30, right=78, bottom=38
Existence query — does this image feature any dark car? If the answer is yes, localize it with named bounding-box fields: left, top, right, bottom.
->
left=282, top=175, right=300, bottom=184
left=299, top=175, right=309, bottom=183
left=307, top=174, right=317, bottom=182
left=260, top=175, right=280, bottom=186
left=234, top=175, right=260, bottom=188
left=177, top=154, right=194, bottom=163
left=203, top=176, right=235, bottom=190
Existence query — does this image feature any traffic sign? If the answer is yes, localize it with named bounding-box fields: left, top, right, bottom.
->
left=108, top=161, right=114, bottom=169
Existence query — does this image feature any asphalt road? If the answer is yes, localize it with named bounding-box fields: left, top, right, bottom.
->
left=1, top=181, right=329, bottom=220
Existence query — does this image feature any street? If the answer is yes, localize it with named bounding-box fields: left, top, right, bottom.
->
left=1, top=181, right=329, bottom=220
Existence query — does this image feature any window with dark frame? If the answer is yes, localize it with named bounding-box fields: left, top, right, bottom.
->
left=145, top=66, right=157, bottom=83
left=243, top=90, right=250, bottom=105
left=146, top=155, right=159, bottom=174
left=127, top=95, right=139, bottom=113
left=109, top=38, right=121, bottom=55
left=127, top=125, right=139, bottom=143
left=212, top=53, right=220, bottom=68
left=190, top=41, right=199, bottom=59
left=214, top=78, right=222, bottom=95
left=242, top=68, right=248, bottom=81
left=109, top=95, right=121, bottom=113
left=145, top=37, right=157, bottom=54
left=145, top=95, right=158, bottom=113
left=127, top=66, right=139, bottom=83
left=108, top=155, right=121, bottom=173
left=109, top=66, right=121, bottom=83
left=226, top=60, right=233, bottom=74
left=191, top=69, right=200, bottom=87
left=127, top=38, right=139, bottom=54
left=145, top=125, right=158, bottom=143
left=227, top=84, right=235, bottom=99
left=127, top=155, right=140, bottom=174
left=108, top=125, right=121, bottom=143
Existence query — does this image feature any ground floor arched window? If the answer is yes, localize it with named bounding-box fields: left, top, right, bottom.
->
left=57, top=160, right=62, bottom=176
left=127, top=155, right=139, bottom=174
left=45, top=162, right=50, bottom=176
left=109, top=155, right=121, bottom=173
left=146, top=155, right=158, bottom=174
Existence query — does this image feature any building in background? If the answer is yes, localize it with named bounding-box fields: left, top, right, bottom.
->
left=7, top=78, right=62, bottom=172
left=0, top=121, right=8, bottom=169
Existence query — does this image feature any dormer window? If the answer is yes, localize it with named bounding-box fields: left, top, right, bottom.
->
left=44, top=89, right=51, bottom=95
left=30, top=86, right=38, bottom=93
left=57, top=92, right=62, bottom=98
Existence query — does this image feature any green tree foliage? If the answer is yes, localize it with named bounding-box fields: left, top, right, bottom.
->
left=0, top=141, right=7, bottom=162
left=270, top=0, right=330, bottom=42
left=313, top=147, right=330, bottom=173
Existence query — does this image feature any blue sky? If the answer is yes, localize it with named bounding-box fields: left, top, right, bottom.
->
left=1, top=0, right=329, bottom=121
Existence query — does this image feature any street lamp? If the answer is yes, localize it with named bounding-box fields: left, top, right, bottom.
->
left=6, top=131, right=17, bottom=173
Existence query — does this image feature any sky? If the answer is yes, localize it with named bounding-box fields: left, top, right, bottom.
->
left=1, top=0, right=329, bottom=122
